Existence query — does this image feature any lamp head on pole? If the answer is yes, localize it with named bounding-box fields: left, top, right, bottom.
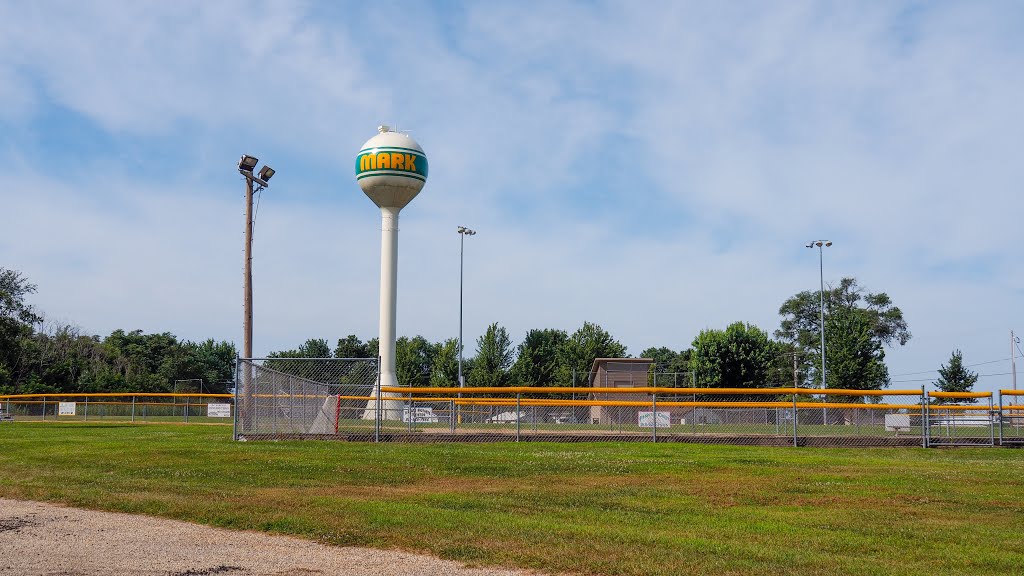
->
left=238, top=155, right=274, bottom=189
left=458, top=226, right=476, bottom=236
left=238, top=155, right=258, bottom=172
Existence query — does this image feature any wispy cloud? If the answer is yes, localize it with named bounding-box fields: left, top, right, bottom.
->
left=1, top=1, right=1021, bottom=390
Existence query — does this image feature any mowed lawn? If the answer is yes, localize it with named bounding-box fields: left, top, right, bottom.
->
left=0, top=424, right=1022, bottom=576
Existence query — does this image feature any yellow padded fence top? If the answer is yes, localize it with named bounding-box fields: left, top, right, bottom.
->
left=378, top=386, right=926, bottom=396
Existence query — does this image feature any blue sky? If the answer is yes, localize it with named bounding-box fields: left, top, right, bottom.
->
left=1, top=1, right=1022, bottom=392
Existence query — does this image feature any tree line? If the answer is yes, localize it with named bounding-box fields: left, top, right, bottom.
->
left=0, top=269, right=235, bottom=395
left=0, top=266, right=980, bottom=395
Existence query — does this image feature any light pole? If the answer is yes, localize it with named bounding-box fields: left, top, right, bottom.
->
left=457, top=226, right=476, bottom=391
left=806, top=240, right=831, bottom=425
left=1012, top=330, right=1019, bottom=406
left=238, top=155, right=275, bottom=425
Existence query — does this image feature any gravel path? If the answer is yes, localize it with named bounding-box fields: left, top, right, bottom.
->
left=0, top=499, right=539, bottom=576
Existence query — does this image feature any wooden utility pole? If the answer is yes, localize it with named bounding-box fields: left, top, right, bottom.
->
left=244, top=176, right=254, bottom=361
left=237, top=155, right=273, bottom=433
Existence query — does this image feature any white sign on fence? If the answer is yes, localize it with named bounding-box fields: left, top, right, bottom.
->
left=58, top=402, right=77, bottom=416
left=207, top=403, right=232, bottom=418
left=638, top=411, right=671, bottom=428
left=884, top=414, right=911, bottom=432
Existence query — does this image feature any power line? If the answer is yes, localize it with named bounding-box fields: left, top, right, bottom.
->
left=889, top=357, right=1010, bottom=378
left=891, top=371, right=1012, bottom=384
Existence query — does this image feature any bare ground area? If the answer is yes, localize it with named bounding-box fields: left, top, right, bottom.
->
left=0, top=499, right=538, bottom=576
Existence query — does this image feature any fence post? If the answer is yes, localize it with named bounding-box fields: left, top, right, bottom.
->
left=792, top=393, right=798, bottom=447
left=516, top=393, right=521, bottom=442
left=408, top=392, right=413, bottom=433
left=692, top=393, right=697, bottom=435
left=184, top=396, right=190, bottom=424
left=449, top=399, right=456, bottom=434
left=999, top=389, right=1007, bottom=444
left=42, top=397, right=45, bottom=421
left=652, top=394, right=658, bottom=443
left=84, top=397, right=89, bottom=421
left=131, top=396, right=136, bottom=423
left=923, top=388, right=930, bottom=448
left=374, top=357, right=382, bottom=443
left=989, top=395, right=995, bottom=447
left=925, top=387, right=933, bottom=446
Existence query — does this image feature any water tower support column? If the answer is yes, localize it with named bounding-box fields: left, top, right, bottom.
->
left=366, top=207, right=405, bottom=420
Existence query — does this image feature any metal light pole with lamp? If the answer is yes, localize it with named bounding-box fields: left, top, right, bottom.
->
left=806, top=240, right=832, bottom=427
left=456, top=226, right=476, bottom=424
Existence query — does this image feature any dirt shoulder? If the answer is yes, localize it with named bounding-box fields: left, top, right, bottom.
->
left=0, top=498, right=536, bottom=576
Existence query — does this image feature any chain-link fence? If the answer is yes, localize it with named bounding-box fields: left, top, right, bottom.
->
left=998, top=390, right=1024, bottom=445
left=925, top=392, right=995, bottom=446
left=373, top=386, right=929, bottom=446
left=7, top=360, right=1015, bottom=449
left=0, top=394, right=234, bottom=423
left=229, top=359, right=1019, bottom=447
left=235, top=357, right=380, bottom=440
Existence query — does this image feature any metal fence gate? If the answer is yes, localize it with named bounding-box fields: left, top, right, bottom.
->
left=999, top=390, right=1024, bottom=445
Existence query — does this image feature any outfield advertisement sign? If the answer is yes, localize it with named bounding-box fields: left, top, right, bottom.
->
left=58, top=402, right=77, bottom=416
left=207, top=403, right=231, bottom=418
left=638, top=411, right=670, bottom=428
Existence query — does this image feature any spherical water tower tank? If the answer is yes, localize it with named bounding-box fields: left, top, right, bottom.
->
left=355, top=126, right=428, bottom=209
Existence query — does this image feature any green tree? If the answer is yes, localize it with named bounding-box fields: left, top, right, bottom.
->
left=0, top=268, right=41, bottom=325
left=777, top=277, right=909, bottom=388
left=934, top=349, right=979, bottom=402
left=557, top=322, right=627, bottom=386
left=0, top=268, right=43, bottom=393
left=395, top=335, right=436, bottom=387
left=511, top=328, right=567, bottom=387
left=641, top=346, right=692, bottom=386
left=184, top=339, right=237, bottom=393
left=102, top=330, right=181, bottom=392
left=429, top=338, right=460, bottom=387
left=690, top=322, right=782, bottom=388
left=268, top=338, right=332, bottom=359
left=823, top=308, right=889, bottom=390
left=334, top=335, right=371, bottom=359
left=469, top=323, right=514, bottom=387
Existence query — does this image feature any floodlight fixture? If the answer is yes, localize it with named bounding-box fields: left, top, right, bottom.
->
left=258, top=166, right=275, bottom=182
left=239, top=155, right=259, bottom=172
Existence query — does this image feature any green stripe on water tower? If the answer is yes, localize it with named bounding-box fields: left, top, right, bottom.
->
left=356, top=147, right=428, bottom=181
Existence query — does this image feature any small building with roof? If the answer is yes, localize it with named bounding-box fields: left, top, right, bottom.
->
left=588, top=358, right=654, bottom=425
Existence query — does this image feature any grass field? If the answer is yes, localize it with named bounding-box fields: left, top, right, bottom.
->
left=1, top=423, right=1022, bottom=575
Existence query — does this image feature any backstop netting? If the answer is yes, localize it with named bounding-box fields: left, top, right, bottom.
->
left=235, top=358, right=379, bottom=440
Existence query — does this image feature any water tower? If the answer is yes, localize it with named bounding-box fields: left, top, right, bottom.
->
left=356, top=126, right=428, bottom=420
